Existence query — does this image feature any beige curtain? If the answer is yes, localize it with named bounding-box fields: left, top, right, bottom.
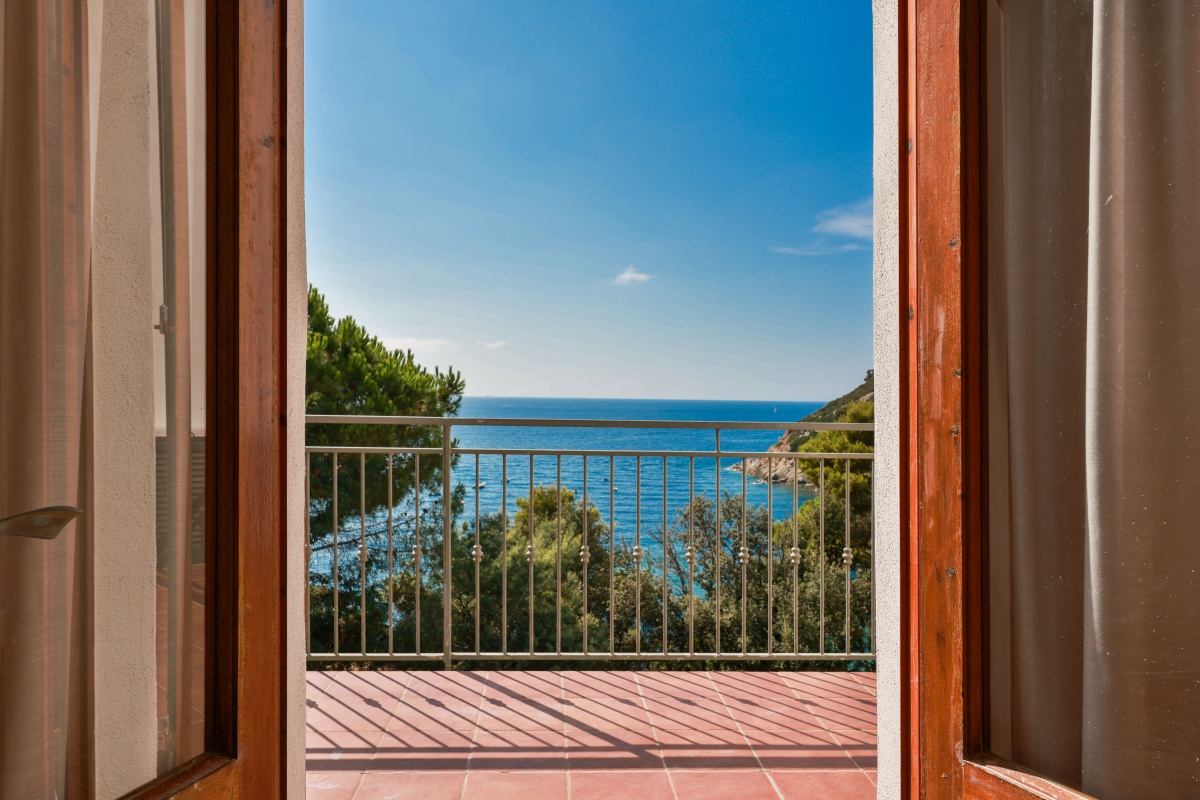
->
left=0, top=1, right=92, bottom=798
left=989, top=1, right=1200, bottom=797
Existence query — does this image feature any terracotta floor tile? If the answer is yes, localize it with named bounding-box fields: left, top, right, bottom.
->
left=725, top=695, right=824, bottom=731
left=832, top=730, right=878, bottom=768
left=336, top=669, right=412, bottom=694
left=562, top=671, right=640, bottom=699
left=306, top=695, right=399, bottom=732
left=852, top=672, right=877, bottom=694
left=637, top=671, right=719, bottom=698
left=305, top=771, right=363, bottom=800
left=668, top=770, right=780, bottom=800
left=463, top=770, right=569, bottom=800
left=644, top=698, right=738, bottom=731
left=405, top=670, right=490, bottom=701
left=486, top=670, right=563, bottom=698
left=355, top=771, right=466, bottom=800
left=769, top=769, right=877, bottom=800
left=387, top=698, right=481, bottom=731
left=307, top=672, right=337, bottom=696
left=476, top=697, right=566, bottom=731
left=569, top=770, right=674, bottom=800
left=372, top=729, right=473, bottom=771
left=744, top=730, right=857, bottom=771
left=566, top=730, right=663, bottom=770
left=561, top=698, right=652, bottom=730
left=805, top=697, right=877, bottom=731
left=709, top=671, right=789, bottom=701
left=781, top=672, right=873, bottom=700
left=470, top=730, right=568, bottom=771
left=305, top=731, right=382, bottom=772
left=657, top=729, right=760, bottom=770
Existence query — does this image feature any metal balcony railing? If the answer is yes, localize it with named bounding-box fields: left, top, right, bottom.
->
left=304, top=415, right=874, bottom=668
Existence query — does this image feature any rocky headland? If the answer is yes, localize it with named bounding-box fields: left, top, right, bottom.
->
left=731, top=371, right=874, bottom=485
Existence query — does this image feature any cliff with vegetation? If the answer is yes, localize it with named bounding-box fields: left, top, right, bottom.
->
left=732, top=370, right=875, bottom=485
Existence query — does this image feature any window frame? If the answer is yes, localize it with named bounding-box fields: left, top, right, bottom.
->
left=900, top=1, right=1098, bottom=798
left=121, top=0, right=289, bottom=796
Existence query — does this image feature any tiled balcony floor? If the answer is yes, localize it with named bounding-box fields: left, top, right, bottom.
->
left=306, top=669, right=877, bottom=800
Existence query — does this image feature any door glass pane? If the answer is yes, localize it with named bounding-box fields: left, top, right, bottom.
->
left=152, top=0, right=208, bottom=775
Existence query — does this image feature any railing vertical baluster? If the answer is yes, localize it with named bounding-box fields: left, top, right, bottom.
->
left=414, top=453, right=421, bottom=656
left=474, top=455, right=481, bottom=656
left=305, top=454, right=312, bottom=653
left=361, top=452, right=367, bottom=655
left=688, top=457, right=695, bottom=656
left=662, top=456, right=668, bottom=656
left=635, top=456, right=642, bottom=655
left=793, top=460, right=799, bottom=655
left=582, top=456, right=589, bottom=655
left=819, top=458, right=825, bottom=656
left=529, top=455, right=535, bottom=656
left=714, top=429, right=721, bottom=654
left=845, top=457, right=852, bottom=654
left=387, top=455, right=394, bottom=656
left=870, top=463, right=876, bottom=656
left=767, top=457, right=773, bottom=655
left=442, top=424, right=453, bottom=668
left=741, top=457, right=747, bottom=656
left=609, top=456, right=615, bottom=656
left=333, top=453, right=339, bottom=657
left=502, top=455, right=508, bottom=656
left=556, top=455, right=562, bottom=655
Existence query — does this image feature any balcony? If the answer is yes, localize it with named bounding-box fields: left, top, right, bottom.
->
left=305, top=416, right=876, bottom=798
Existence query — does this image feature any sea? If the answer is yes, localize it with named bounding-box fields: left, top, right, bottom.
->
left=449, top=396, right=826, bottom=549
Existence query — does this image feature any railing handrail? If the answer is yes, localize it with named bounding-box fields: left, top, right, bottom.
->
left=305, top=414, right=874, bottom=433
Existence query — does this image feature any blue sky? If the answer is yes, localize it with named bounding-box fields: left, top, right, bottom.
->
left=305, top=1, right=873, bottom=401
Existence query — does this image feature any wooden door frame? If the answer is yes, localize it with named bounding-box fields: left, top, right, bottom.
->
left=900, top=1, right=1096, bottom=798
left=124, top=0, right=289, bottom=796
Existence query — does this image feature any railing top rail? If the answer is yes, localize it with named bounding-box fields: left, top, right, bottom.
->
left=304, top=445, right=875, bottom=459
left=305, top=414, right=874, bottom=433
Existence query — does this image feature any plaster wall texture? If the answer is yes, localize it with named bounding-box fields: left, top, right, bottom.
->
left=286, top=0, right=309, bottom=796
left=89, top=0, right=160, bottom=795
left=872, top=0, right=902, bottom=797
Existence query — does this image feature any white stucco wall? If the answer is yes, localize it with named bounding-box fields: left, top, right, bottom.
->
left=286, top=0, right=309, bottom=796
left=872, top=0, right=901, bottom=798
left=90, top=0, right=160, bottom=795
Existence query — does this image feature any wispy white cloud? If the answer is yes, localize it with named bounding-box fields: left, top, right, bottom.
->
left=480, top=340, right=508, bottom=350
left=773, top=198, right=874, bottom=256
left=614, top=265, right=652, bottom=285
left=812, top=198, right=873, bottom=240
left=770, top=242, right=866, bottom=257
left=381, top=336, right=458, bottom=354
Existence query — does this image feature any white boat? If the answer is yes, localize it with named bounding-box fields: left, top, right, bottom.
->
left=475, top=482, right=487, bottom=489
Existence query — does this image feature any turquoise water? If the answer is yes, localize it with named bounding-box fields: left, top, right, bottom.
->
left=450, top=397, right=825, bottom=547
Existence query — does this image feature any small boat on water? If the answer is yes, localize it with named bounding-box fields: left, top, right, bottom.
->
left=476, top=482, right=487, bottom=489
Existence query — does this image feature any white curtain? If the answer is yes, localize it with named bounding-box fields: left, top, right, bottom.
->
left=989, top=1, right=1200, bottom=797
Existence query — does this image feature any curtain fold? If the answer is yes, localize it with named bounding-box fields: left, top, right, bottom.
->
left=990, top=1, right=1200, bottom=796
left=0, top=1, right=92, bottom=797
left=1081, top=2, right=1200, bottom=796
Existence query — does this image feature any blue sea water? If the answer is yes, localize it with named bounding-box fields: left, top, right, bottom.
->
left=449, top=397, right=826, bottom=550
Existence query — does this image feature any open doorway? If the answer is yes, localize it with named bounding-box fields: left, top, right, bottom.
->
left=301, top=3, right=877, bottom=798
